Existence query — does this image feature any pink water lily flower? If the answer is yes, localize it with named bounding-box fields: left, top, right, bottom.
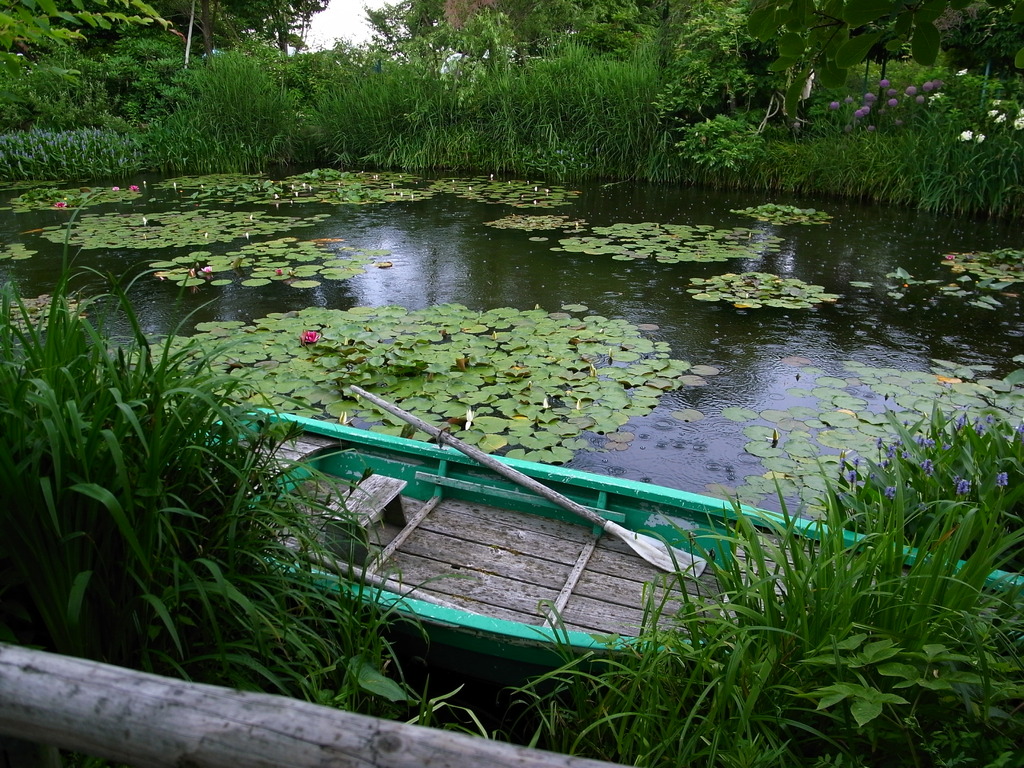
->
left=300, top=330, right=322, bottom=345
left=54, top=201, right=68, bottom=208
left=111, top=186, right=120, bottom=191
left=129, top=185, right=140, bottom=191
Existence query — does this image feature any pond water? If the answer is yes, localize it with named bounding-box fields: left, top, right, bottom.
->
left=2, top=174, right=1022, bottom=511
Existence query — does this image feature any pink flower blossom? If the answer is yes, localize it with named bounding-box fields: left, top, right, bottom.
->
left=54, top=201, right=68, bottom=208
left=129, top=185, right=139, bottom=191
left=111, top=186, right=120, bottom=191
left=300, top=330, right=322, bottom=345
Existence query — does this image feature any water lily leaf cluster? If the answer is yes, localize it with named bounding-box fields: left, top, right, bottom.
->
left=483, top=214, right=588, bottom=231
left=941, top=248, right=1024, bottom=285
left=175, top=304, right=699, bottom=464
left=148, top=237, right=384, bottom=289
left=552, top=222, right=783, bottom=264
left=731, top=204, right=831, bottom=225
left=428, top=178, right=580, bottom=208
left=0, top=242, right=36, bottom=260
left=38, top=209, right=330, bottom=249
left=6, top=293, right=87, bottom=330
left=10, top=185, right=145, bottom=211
left=713, top=357, right=1024, bottom=509
left=688, top=272, right=840, bottom=309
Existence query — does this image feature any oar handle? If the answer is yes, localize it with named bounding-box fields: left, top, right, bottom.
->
left=349, top=386, right=607, bottom=529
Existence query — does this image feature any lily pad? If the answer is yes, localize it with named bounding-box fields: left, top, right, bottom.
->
left=484, top=214, right=588, bottom=231
left=40, top=208, right=330, bottom=250
left=428, top=178, right=580, bottom=208
left=554, top=222, right=783, bottom=265
left=731, top=204, right=832, bottom=225
left=688, top=273, right=840, bottom=309
left=172, top=304, right=702, bottom=464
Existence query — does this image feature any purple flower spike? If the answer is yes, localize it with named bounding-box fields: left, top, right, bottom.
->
left=887, top=98, right=899, bottom=107
left=905, top=85, right=918, bottom=96
left=884, top=486, right=897, bottom=499
left=996, top=472, right=1009, bottom=487
left=955, top=478, right=971, bottom=496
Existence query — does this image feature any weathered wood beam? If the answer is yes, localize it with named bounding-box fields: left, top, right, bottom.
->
left=0, top=643, right=627, bottom=768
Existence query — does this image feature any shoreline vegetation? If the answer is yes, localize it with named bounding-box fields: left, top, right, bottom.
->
left=1, top=40, right=1021, bottom=219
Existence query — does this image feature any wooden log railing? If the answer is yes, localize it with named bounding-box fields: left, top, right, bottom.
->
left=0, top=643, right=626, bottom=768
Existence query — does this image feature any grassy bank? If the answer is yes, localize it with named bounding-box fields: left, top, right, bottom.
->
left=1, top=46, right=1020, bottom=218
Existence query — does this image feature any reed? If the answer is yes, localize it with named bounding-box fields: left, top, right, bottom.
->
left=311, top=43, right=672, bottom=179
left=514, top=492, right=1024, bottom=767
left=148, top=51, right=301, bottom=175
left=0, top=272, right=409, bottom=712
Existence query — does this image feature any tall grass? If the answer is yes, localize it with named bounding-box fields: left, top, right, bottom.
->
left=311, top=43, right=674, bottom=180
left=514, top=494, right=1024, bottom=767
left=147, top=50, right=302, bottom=175
left=0, top=272, right=409, bottom=713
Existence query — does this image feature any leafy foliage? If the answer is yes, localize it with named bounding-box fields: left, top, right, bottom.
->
left=0, top=0, right=166, bottom=78
left=0, top=277, right=410, bottom=710
left=515, top=493, right=1024, bottom=767
left=748, top=0, right=1024, bottom=114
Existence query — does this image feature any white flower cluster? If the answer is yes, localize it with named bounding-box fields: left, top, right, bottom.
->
left=987, top=102, right=1024, bottom=130
left=959, top=130, right=986, bottom=142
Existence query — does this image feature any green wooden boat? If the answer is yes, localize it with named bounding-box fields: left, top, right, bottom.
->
left=273, top=412, right=1021, bottom=684
left=273, top=412, right=779, bottom=683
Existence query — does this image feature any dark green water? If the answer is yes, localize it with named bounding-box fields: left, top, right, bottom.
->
left=2, top=176, right=1022, bottom=509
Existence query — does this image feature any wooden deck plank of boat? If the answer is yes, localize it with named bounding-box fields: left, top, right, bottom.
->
left=369, top=496, right=717, bottom=636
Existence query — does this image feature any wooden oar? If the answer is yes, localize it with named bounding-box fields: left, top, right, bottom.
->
left=349, top=386, right=707, bottom=578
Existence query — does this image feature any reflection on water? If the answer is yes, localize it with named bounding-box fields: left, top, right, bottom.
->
left=2, top=176, right=1022, bottom=508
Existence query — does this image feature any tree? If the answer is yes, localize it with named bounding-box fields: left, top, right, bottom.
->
left=0, top=0, right=167, bottom=75
left=746, top=0, right=1024, bottom=112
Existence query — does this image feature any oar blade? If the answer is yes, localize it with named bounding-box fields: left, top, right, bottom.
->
left=605, top=521, right=707, bottom=578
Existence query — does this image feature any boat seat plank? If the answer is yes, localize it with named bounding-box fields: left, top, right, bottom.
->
left=344, top=474, right=408, bottom=527
left=279, top=432, right=340, bottom=463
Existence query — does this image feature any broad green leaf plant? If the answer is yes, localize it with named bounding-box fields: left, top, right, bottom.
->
left=748, top=0, right=1024, bottom=113
left=0, top=0, right=167, bottom=79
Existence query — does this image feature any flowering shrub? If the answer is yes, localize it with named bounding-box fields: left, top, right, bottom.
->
left=0, top=128, right=146, bottom=181
left=823, top=77, right=945, bottom=133
left=834, top=408, right=1024, bottom=572
left=956, top=100, right=1024, bottom=146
